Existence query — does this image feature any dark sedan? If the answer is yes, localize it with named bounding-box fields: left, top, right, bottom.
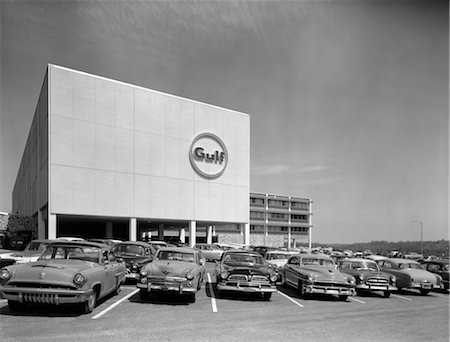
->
left=421, top=259, right=449, bottom=291
left=113, top=241, right=156, bottom=281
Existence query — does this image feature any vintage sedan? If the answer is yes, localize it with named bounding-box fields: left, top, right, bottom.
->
left=282, top=253, right=356, bottom=300
left=194, top=243, right=224, bottom=261
left=378, top=258, right=443, bottom=295
left=338, top=258, right=397, bottom=297
left=215, top=250, right=278, bottom=300
left=264, top=250, right=295, bottom=281
left=0, top=241, right=126, bottom=313
left=137, top=247, right=205, bottom=303
left=7, top=239, right=53, bottom=264
left=420, top=259, right=449, bottom=291
left=113, top=241, right=156, bottom=281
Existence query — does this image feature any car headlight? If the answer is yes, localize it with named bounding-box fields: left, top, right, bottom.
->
left=219, top=269, right=229, bottom=280
left=131, top=263, right=139, bottom=271
left=358, top=273, right=364, bottom=281
left=269, top=273, right=278, bottom=282
left=186, top=271, right=194, bottom=280
left=391, top=275, right=396, bottom=284
left=73, top=273, right=87, bottom=288
left=140, top=270, right=148, bottom=277
left=0, top=269, right=12, bottom=283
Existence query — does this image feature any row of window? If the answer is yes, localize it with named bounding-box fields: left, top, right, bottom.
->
left=250, top=198, right=310, bottom=211
left=250, top=211, right=309, bottom=221
left=249, top=225, right=309, bottom=234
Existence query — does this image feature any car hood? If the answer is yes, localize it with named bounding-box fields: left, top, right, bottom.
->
left=117, top=254, right=151, bottom=267
left=222, top=263, right=271, bottom=275
left=341, top=269, right=390, bottom=279
left=295, top=265, right=349, bottom=281
left=267, top=260, right=288, bottom=268
left=143, top=260, right=197, bottom=277
left=5, top=260, right=96, bottom=285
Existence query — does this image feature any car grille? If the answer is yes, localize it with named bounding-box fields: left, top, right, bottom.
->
left=148, top=276, right=186, bottom=285
left=313, top=281, right=353, bottom=288
left=8, top=282, right=76, bottom=290
left=21, top=293, right=60, bottom=304
left=366, top=277, right=388, bottom=285
left=229, top=275, right=268, bottom=282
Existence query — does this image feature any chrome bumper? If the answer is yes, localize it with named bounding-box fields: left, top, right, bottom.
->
left=0, top=286, right=93, bottom=305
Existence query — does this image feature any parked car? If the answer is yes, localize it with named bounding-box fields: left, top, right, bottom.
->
left=113, top=241, right=156, bottom=281
left=252, top=245, right=278, bottom=257
left=420, top=259, right=449, bottom=291
left=55, top=237, right=85, bottom=241
left=282, top=253, right=356, bottom=301
left=378, top=258, right=443, bottom=295
left=6, top=239, right=53, bottom=264
left=264, top=250, right=294, bottom=281
left=148, top=240, right=168, bottom=250
left=215, top=249, right=277, bottom=300
left=338, top=258, right=397, bottom=297
left=0, top=240, right=126, bottom=313
left=137, top=247, right=205, bottom=303
left=194, top=243, right=224, bottom=261
left=88, top=238, right=122, bottom=247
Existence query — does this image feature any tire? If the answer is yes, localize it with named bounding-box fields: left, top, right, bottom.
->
left=420, top=289, right=430, bottom=296
left=197, top=279, right=202, bottom=291
left=114, top=278, right=122, bottom=295
left=140, top=289, right=150, bottom=301
left=188, top=293, right=196, bottom=303
left=383, top=291, right=391, bottom=298
left=263, top=292, right=272, bottom=301
left=338, top=295, right=348, bottom=301
left=8, top=300, right=23, bottom=312
left=82, top=290, right=98, bottom=314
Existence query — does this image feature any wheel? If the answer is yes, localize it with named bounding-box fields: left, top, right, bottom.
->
left=263, top=292, right=272, bottom=301
left=420, top=289, right=430, bottom=296
left=8, top=300, right=23, bottom=312
left=383, top=291, right=391, bottom=298
left=197, top=279, right=202, bottom=291
left=338, top=295, right=348, bottom=301
left=114, top=278, right=122, bottom=295
left=140, top=289, right=150, bottom=301
left=188, top=293, right=196, bottom=303
left=82, top=290, right=98, bottom=314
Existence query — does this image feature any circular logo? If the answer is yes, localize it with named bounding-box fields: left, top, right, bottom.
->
left=189, top=133, right=228, bottom=179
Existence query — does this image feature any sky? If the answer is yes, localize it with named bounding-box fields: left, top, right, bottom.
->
left=0, top=0, right=448, bottom=244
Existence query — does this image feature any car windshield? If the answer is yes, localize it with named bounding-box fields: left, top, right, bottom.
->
left=351, top=261, right=379, bottom=271
left=301, top=257, right=335, bottom=268
left=399, top=263, right=423, bottom=270
left=39, top=245, right=101, bottom=263
left=157, top=251, right=195, bottom=262
left=25, top=242, right=48, bottom=252
left=114, top=244, right=145, bottom=256
left=223, top=253, right=264, bottom=265
left=266, top=253, right=289, bottom=260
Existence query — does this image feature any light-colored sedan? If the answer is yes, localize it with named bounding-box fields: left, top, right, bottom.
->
left=194, top=243, right=224, bottom=261
left=6, top=239, right=53, bottom=264
left=137, top=247, right=205, bottom=303
left=0, top=241, right=126, bottom=313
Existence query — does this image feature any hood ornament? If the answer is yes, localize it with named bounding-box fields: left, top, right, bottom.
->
left=39, top=271, right=46, bottom=280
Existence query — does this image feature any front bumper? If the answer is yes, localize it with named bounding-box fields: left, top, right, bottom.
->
left=410, top=283, right=442, bottom=290
left=0, top=286, right=93, bottom=305
left=216, top=281, right=277, bottom=293
left=356, top=284, right=397, bottom=292
left=302, top=284, right=355, bottom=296
left=137, top=277, right=197, bottom=294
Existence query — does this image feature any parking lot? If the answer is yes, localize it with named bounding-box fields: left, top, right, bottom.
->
left=1, top=262, right=449, bottom=342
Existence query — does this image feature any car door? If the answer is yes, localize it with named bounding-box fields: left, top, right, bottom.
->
left=101, top=250, right=117, bottom=294
left=284, top=256, right=300, bottom=287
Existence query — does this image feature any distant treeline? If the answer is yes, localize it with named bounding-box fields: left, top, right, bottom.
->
left=299, top=239, right=450, bottom=258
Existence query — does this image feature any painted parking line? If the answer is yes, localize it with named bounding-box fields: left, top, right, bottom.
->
left=349, top=297, right=365, bottom=304
left=207, top=273, right=218, bottom=313
left=92, top=288, right=139, bottom=319
left=391, top=293, right=413, bottom=301
left=277, top=290, right=304, bottom=308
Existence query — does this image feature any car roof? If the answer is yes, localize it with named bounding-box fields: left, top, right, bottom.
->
left=157, top=247, right=198, bottom=254
left=387, top=258, right=419, bottom=264
left=293, top=253, right=333, bottom=260
left=343, top=258, right=377, bottom=262
left=47, top=240, right=110, bottom=249
left=223, top=249, right=262, bottom=255
left=30, top=239, right=54, bottom=243
left=116, top=241, right=151, bottom=247
left=421, top=259, right=449, bottom=264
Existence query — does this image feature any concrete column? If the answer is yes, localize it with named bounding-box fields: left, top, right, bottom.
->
left=158, top=224, right=164, bottom=241
left=38, top=209, right=46, bottom=240
left=129, top=218, right=137, bottom=241
left=48, top=213, right=57, bottom=239
left=308, top=200, right=313, bottom=249
left=243, top=223, right=250, bottom=246
left=106, top=222, right=113, bottom=238
left=189, top=221, right=196, bottom=247
left=206, top=226, right=213, bottom=244
left=180, top=228, right=186, bottom=243
left=288, top=227, right=292, bottom=250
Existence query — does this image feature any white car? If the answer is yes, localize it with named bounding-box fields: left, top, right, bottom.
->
left=264, top=251, right=296, bottom=280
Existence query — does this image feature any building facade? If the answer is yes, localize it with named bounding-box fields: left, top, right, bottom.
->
left=12, top=65, right=250, bottom=246
left=249, top=193, right=312, bottom=248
